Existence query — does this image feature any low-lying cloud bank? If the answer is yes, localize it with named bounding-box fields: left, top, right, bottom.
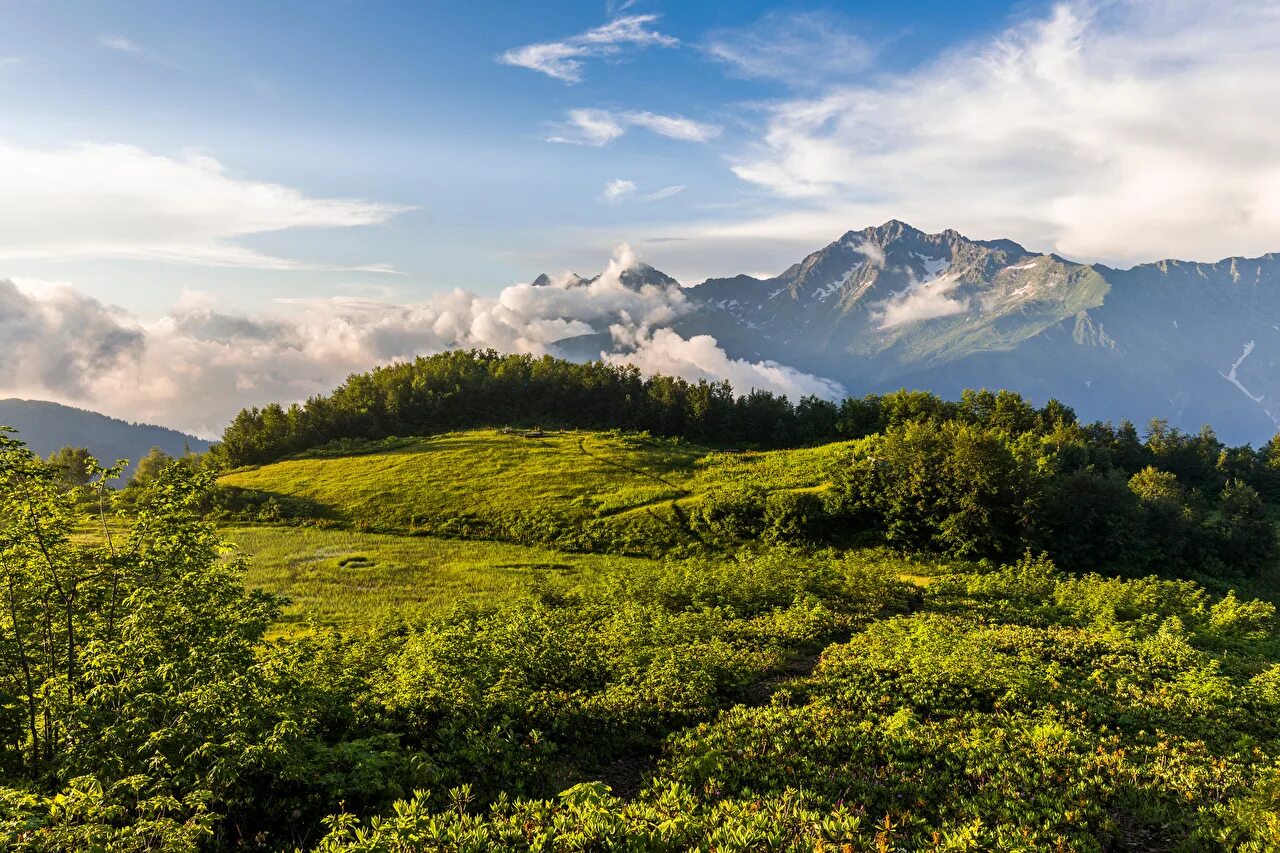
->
left=0, top=246, right=844, bottom=438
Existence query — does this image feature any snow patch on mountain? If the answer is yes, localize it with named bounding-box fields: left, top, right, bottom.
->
left=1219, top=340, right=1279, bottom=427
left=814, top=263, right=862, bottom=302
left=919, top=255, right=951, bottom=278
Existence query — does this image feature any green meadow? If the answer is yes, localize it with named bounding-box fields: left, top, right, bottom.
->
left=218, top=428, right=860, bottom=557
left=229, top=524, right=657, bottom=629
left=221, top=430, right=702, bottom=543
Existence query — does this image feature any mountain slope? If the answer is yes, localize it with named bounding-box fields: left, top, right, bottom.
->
left=662, top=221, right=1280, bottom=443
left=0, top=398, right=210, bottom=473
left=682, top=220, right=1110, bottom=369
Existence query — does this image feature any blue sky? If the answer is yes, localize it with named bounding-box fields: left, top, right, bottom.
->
left=2, top=1, right=1278, bottom=434
left=0, top=0, right=1033, bottom=312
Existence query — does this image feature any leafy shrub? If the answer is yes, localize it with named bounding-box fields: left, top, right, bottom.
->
left=690, top=483, right=766, bottom=543
left=763, top=490, right=826, bottom=544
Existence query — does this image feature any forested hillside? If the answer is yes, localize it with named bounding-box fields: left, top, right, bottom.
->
left=1, top=353, right=1279, bottom=851
left=0, top=398, right=209, bottom=476
left=212, top=350, right=840, bottom=467
left=216, top=351, right=1280, bottom=580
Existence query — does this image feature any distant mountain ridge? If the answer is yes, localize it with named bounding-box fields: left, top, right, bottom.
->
left=0, top=399, right=210, bottom=476
left=543, top=220, right=1280, bottom=444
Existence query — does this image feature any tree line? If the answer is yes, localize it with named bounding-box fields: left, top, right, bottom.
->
left=692, top=414, right=1279, bottom=579
left=208, top=349, right=1280, bottom=480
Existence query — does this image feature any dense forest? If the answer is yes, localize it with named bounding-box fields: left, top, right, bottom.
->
left=2, top=352, right=1279, bottom=850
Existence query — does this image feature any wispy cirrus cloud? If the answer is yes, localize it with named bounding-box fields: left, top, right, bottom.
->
left=642, top=184, right=686, bottom=201
left=625, top=111, right=720, bottom=142
left=548, top=108, right=720, bottom=146
left=0, top=141, right=409, bottom=270
left=549, top=109, right=626, bottom=145
left=98, top=34, right=178, bottom=68
left=704, top=10, right=876, bottom=85
left=498, top=14, right=676, bottom=83
left=99, top=34, right=143, bottom=54
left=601, top=180, right=686, bottom=204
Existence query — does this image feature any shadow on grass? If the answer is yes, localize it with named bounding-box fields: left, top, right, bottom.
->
left=212, top=485, right=339, bottom=523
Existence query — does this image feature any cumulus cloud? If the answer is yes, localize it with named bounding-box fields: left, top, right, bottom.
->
left=548, top=108, right=721, bottom=146
left=716, top=0, right=1280, bottom=265
left=0, top=141, right=408, bottom=269
left=604, top=327, right=846, bottom=401
left=704, top=10, right=876, bottom=84
left=498, top=14, right=677, bottom=83
left=0, top=280, right=144, bottom=398
left=0, top=247, right=845, bottom=436
left=602, top=179, right=637, bottom=204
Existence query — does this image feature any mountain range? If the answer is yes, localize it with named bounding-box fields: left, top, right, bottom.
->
left=554, top=220, right=1280, bottom=445
left=0, top=399, right=210, bottom=476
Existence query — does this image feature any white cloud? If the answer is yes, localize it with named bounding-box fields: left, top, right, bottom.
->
left=0, top=280, right=144, bottom=398
left=603, top=181, right=686, bottom=204
left=0, top=141, right=408, bottom=269
left=624, top=111, right=721, bottom=142
left=0, top=245, right=843, bottom=435
left=602, top=179, right=637, bottom=204
left=604, top=326, right=845, bottom=401
left=550, top=109, right=627, bottom=145
left=499, top=14, right=677, bottom=83
left=99, top=35, right=143, bottom=54
left=642, top=185, right=686, bottom=201
left=98, top=34, right=178, bottom=68
left=704, top=10, right=876, bottom=84
left=876, top=272, right=968, bottom=328
left=716, top=0, right=1280, bottom=266
left=548, top=108, right=721, bottom=145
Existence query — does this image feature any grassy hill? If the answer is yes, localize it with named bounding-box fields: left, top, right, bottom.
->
left=218, top=429, right=855, bottom=554
left=217, top=428, right=856, bottom=633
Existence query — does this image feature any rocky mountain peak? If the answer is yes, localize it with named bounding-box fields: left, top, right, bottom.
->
left=591, top=218, right=1280, bottom=443
left=612, top=262, right=680, bottom=290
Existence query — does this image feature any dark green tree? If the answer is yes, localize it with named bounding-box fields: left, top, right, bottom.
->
left=45, top=446, right=95, bottom=489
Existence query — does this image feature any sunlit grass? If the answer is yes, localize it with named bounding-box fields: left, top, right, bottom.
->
left=227, top=524, right=658, bottom=630
left=220, top=430, right=705, bottom=537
